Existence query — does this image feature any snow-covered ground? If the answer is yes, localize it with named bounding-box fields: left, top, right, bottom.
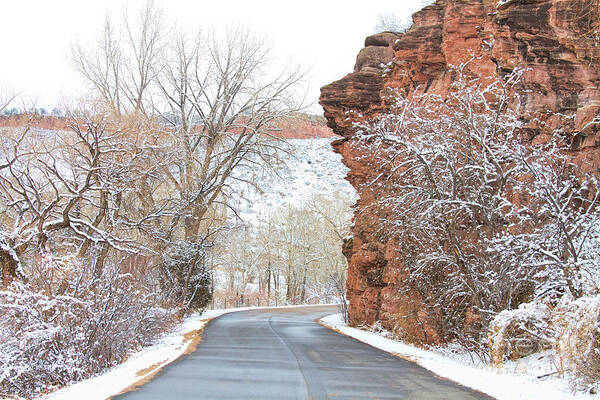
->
left=320, top=313, right=596, bottom=400
left=28, top=305, right=332, bottom=400
left=28, top=309, right=230, bottom=400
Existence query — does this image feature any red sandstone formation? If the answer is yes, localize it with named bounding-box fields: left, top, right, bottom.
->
left=271, top=113, right=336, bottom=139
left=320, top=0, right=600, bottom=344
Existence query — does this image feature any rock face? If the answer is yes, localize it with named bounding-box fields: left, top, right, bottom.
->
left=320, top=0, right=600, bottom=344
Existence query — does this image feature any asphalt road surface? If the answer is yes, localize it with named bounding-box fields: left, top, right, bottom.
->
left=115, top=305, right=494, bottom=400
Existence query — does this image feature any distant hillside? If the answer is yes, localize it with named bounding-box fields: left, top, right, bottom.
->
left=0, top=113, right=335, bottom=139
left=273, top=113, right=335, bottom=139
left=232, top=137, right=356, bottom=223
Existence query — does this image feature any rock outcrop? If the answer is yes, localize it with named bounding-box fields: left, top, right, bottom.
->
left=320, top=0, right=600, bottom=344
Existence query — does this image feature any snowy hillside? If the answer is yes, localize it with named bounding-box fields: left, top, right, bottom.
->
left=232, top=138, right=357, bottom=223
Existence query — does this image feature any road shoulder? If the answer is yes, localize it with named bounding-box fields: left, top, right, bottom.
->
left=319, top=313, right=593, bottom=400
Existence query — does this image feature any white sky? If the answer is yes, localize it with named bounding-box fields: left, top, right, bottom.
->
left=0, top=0, right=428, bottom=113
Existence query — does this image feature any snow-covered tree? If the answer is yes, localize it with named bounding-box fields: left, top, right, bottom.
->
left=0, top=113, right=147, bottom=286
left=353, top=62, right=600, bottom=354
left=0, top=3, right=306, bottom=396
left=68, top=1, right=306, bottom=312
left=210, top=192, right=352, bottom=308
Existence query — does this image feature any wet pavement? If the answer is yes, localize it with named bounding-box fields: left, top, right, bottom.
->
left=115, top=305, right=494, bottom=400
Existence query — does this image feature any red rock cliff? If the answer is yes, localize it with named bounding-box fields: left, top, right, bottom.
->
left=320, top=0, right=600, bottom=344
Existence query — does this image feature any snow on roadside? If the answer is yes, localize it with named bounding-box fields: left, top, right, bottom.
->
left=24, top=305, right=333, bottom=400
left=30, top=310, right=225, bottom=400
left=320, top=313, right=597, bottom=400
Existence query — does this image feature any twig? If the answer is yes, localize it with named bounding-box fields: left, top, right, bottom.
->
left=537, top=371, right=559, bottom=379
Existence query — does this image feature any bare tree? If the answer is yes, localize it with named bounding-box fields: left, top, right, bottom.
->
left=498, top=141, right=600, bottom=300
left=374, top=12, right=407, bottom=33
left=0, top=91, right=18, bottom=115
left=72, top=17, right=123, bottom=116
left=71, top=1, right=165, bottom=116
left=211, top=191, right=352, bottom=308
left=0, top=111, right=151, bottom=286
left=354, top=60, right=600, bottom=358
left=121, top=1, right=165, bottom=114
left=70, top=3, right=305, bottom=312
left=153, top=26, right=303, bottom=242
left=1, top=3, right=306, bottom=397
left=353, top=64, right=533, bottom=352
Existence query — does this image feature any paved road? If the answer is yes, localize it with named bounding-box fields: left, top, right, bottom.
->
left=115, top=305, right=494, bottom=400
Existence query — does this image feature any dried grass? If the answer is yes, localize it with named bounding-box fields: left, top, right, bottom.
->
left=554, top=295, right=600, bottom=388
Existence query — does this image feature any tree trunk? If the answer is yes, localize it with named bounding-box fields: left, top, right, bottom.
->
left=267, top=261, right=271, bottom=299
left=0, top=250, right=18, bottom=287
left=300, top=268, right=307, bottom=303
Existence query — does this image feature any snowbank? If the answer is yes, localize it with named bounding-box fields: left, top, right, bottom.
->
left=320, top=313, right=597, bottom=400
left=25, top=309, right=225, bottom=400
left=21, top=305, right=332, bottom=400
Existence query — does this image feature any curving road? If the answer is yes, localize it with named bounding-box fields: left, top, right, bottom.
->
left=115, top=305, right=494, bottom=400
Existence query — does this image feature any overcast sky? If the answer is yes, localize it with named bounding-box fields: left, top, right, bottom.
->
left=0, top=0, right=429, bottom=113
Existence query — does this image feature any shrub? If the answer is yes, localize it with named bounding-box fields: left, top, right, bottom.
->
left=0, top=256, right=177, bottom=398
left=554, top=295, right=600, bottom=389
left=489, top=301, right=554, bottom=365
left=354, top=63, right=600, bottom=385
left=161, top=241, right=212, bottom=314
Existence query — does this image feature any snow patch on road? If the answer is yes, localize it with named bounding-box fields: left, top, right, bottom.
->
left=320, top=313, right=596, bottom=400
